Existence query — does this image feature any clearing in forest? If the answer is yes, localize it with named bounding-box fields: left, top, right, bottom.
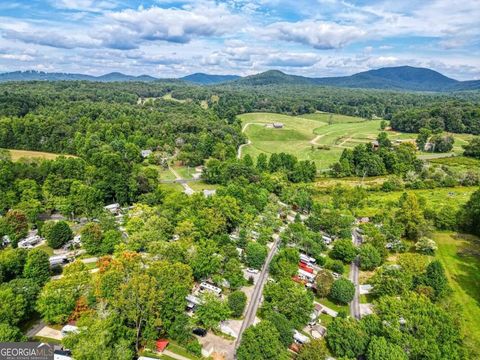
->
left=238, top=112, right=471, bottom=170
left=4, top=149, right=77, bottom=162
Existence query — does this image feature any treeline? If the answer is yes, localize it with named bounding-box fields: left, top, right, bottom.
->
left=391, top=101, right=480, bottom=134
left=330, top=132, right=421, bottom=177
left=204, top=153, right=317, bottom=184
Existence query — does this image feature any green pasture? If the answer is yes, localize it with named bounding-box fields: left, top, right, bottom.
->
left=238, top=112, right=472, bottom=170
left=434, top=232, right=480, bottom=356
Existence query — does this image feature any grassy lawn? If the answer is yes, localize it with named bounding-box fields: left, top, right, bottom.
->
left=37, top=243, right=54, bottom=256
left=4, top=148, right=76, bottom=162
left=317, top=297, right=349, bottom=313
left=299, top=112, right=367, bottom=124
left=159, top=183, right=184, bottom=193
left=157, top=167, right=177, bottom=181
left=189, top=181, right=218, bottom=192
left=434, top=231, right=480, bottom=355
left=167, top=342, right=201, bottom=360
left=173, top=165, right=196, bottom=180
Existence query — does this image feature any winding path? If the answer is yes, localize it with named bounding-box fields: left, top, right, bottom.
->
left=237, top=122, right=256, bottom=159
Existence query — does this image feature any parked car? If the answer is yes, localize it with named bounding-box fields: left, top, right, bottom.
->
left=246, top=268, right=259, bottom=274
left=192, top=328, right=207, bottom=337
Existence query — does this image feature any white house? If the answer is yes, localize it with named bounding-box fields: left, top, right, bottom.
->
left=104, top=203, right=121, bottom=214
left=141, top=149, right=152, bottom=158
left=199, top=282, right=222, bottom=295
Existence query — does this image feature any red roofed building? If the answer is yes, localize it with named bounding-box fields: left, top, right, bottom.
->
left=156, top=339, right=169, bottom=353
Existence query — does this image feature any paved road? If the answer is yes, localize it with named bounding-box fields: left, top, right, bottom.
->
left=349, top=228, right=362, bottom=320
left=234, top=233, right=281, bottom=351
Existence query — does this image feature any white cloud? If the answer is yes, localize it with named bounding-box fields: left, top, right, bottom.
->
left=102, top=4, right=244, bottom=45
left=264, top=20, right=367, bottom=49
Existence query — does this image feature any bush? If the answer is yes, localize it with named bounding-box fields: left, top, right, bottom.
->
left=415, top=237, right=437, bottom=255
left=46, top=221, right=73, bottom=249
left=330, top=278, right=355, bottom=304
left=228, top=291, right=247, bottom=318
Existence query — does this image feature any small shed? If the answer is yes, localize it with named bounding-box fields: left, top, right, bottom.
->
left=156, top=339, right=169, bottom=353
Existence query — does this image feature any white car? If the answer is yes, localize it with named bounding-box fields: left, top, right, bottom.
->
left=246, top=268, right=259, bottom=274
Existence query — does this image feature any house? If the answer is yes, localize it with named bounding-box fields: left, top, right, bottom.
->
left=141, top=149, right=152, bottom=158
left=18, top=234, right=42, bottom=249
left=298, top=268, right=315, bottom=282
left=49, top=255, right=69, bottom=267
left=299, top=253, right=316, bottom=265
left=293, top=330, right=310, bottom=344
left=220, top=321, right=237, bottom=338
left=273, top=122, right=284, bottom=128
left=104, top=203, right=121, bottom=214
left=199, top=282, right=222, bottom=295
left=186, top=294, right=203, bottom=311
left=371, top=140, right=380, bottom=150
left=310, top=325, right=327, bottom=339
left=61, top=325, right=79, bottom=337
left=203, top=189, right=216, bottom=197
left=424, top=142, right=434, bottom=152
left=322, top=235, right=332, bottom=245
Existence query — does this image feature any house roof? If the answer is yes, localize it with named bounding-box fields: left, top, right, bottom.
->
left=156, top=339, right=169, bottom=352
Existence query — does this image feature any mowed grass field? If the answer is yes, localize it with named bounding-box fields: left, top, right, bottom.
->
left=238, top=112, right=473, bottom=170
left=434, top=232, right=480, bottom=355
left=4, top=149, right=76, bottom=161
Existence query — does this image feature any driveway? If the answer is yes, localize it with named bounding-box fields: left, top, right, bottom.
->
left=198, top=332, right=235, bottom=360
left=35, top=326, right=62, bottom=340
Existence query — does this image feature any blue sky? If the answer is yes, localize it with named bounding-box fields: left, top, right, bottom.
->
left=0, top=0, right=479, bottom=79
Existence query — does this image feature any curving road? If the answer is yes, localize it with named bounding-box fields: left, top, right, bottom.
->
left=349, top=228, right=362, bottom=320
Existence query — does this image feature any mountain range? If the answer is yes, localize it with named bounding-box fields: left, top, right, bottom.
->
left=1, top=66, right=479, bottom=92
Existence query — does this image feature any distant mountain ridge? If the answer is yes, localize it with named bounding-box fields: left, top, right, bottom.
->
left=180, top=73, right=240, bottom=84
left=1, top=66, right=479, bottom=92
left=0, top=70, right=158, bottom=82
left=232, top=66, right=479, bottom=92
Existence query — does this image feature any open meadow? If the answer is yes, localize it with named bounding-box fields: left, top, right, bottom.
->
left=3, top=149, right=77, bottom=161
left=434, top=232, right=480, bottom=356
left=238, top=112, right=473, bottom=170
